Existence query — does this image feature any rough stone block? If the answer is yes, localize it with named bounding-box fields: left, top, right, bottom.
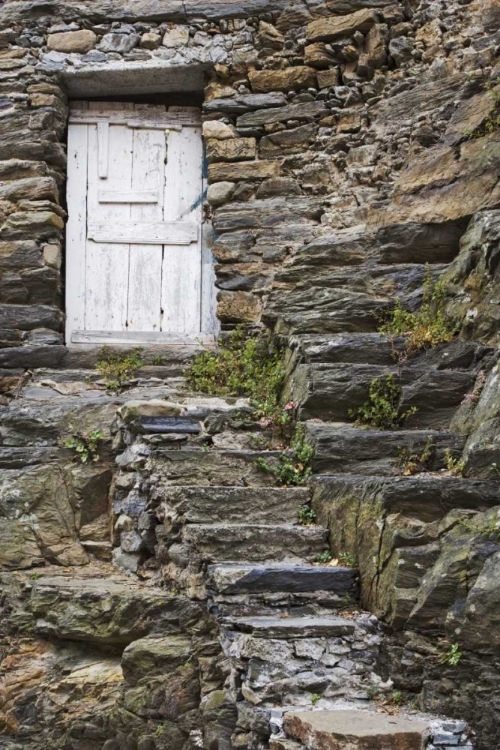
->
left=47, top=29, right=97, bottom=53
left=208, top=160, right=280, bottom=182
left=307, top=10, right=379, bottom=42
left=284, top=710, right=429, bottom=750
left=249, top=67, right=317, bottom=93
left=206, top=137, right=256, bottom=164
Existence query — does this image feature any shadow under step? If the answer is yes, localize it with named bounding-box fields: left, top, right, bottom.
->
left=208, top=563, right=357, bottom=596
left=183, top=524, right=328, bottom=563
left=290, top=363, right=475, bottom=429
left=306, top=422, right=466, bottom=476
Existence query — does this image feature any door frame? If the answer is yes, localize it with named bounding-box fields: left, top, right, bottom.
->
left=65, top=100, right=218, bottom=347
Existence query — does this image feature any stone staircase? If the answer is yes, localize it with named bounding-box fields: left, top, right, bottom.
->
left=0, top=339, right=482, bottom=749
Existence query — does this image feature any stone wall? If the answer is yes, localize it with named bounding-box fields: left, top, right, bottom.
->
left=0, top=0, right=499, bottom=363
left=1, top=1, right=500, bottom=749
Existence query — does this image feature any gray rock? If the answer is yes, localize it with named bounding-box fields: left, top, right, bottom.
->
left=98, top=33, right=140, bottom=53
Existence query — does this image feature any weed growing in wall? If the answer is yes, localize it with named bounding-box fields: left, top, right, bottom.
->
left=440, top=643, right=463, bottom=667
left=444, top=449, right=466, bottom=477
left=96, top=347, right=144, bottom=391
left=349, top=374, right=417, bottom=430
left=398, top=437, right=435, bottom=475
left=63, top=430, right=104, bottom=463
left=380, top=266, right=457, bottom=355
left=255, top=423, right=315, bottom=487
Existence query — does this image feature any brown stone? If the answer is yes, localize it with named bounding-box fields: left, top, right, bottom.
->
left=317, top=68, right=340, bottom=88
left=217, top=291, right=261, bottom=323
left=140, top=31, right=161, bottom=49
left=283, top=710, right=430, bottom=750
left=305, top=43, right=336, bottom=69
left=47, top=29, right=97, bottom=53
left=206, top=137, right=256, bottom=164
left=249, top=66, right=317, bottom=93
left=337, top=110, right=363, bottom=132
left=307, top=9, right=379, bottom=42
left=208, top=161, right=280, bottom=182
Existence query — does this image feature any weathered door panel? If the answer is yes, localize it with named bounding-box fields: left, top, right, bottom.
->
left=66, top=101, right=214, bottom=345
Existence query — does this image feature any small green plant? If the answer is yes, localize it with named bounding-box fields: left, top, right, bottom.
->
left=380, top=266, right=457, bottom=355
left=444, top=448, right=466, bottom=477
left=314, top=550, right=333, bottom=564
left=63, top=430, right=104, bottom=463
left=152, top=354, right=166, bottom=366
left=366, top=684, right=380, bottom=700
left=398, top=437, right=434, bottom=476
left=338, top=552, right=357, bottom=568
left=186, top=326, right=289, bottom=435
left=310, top=693, right=321, bottom=705
left=491, top=463, right=500, bottom=476
left=96, top=347, right=144, bottom=391
left=440, top=643, right=462, bottom=667
left=349, top=374, right=417, bottom=430
left=255, top=423, right=315, bottom=486
left=298, top=505, right=316, bottom=526
left=30, top=572, right=41, bottom=581
left=389, top=690, right=405, bottom=706
left=458, top=515, right=500, bottom=540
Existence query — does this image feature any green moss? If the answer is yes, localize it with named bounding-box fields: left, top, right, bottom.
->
left=349, top=374, right=417, bottom=430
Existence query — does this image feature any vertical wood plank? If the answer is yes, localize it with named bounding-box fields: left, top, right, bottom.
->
left=97, top=121, right=109, bottom=179
left=161, top=125, right=203, bottom=334
left=127, top=110, right=165, bottom=331
left=65, top=118, right=88, bottom=344
left=85, top=122, right=132, bottom=331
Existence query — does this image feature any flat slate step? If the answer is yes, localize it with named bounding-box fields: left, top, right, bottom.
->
left=312, top=475, right=500, bottom=525
left=306, top=422, right=466, bottom=476
left=225, top=615, right=358, bottom=638
left=281, top=710, right=430, bottom=750
left=183, top=524, right=328, bottom=563
left=155, top=486, right=311, bottom=524
left=149, top=450, right=285, bottom=487
left=287, top=335, right=487, bottom=369
left=290, top=363, right=475, bottom=429
left=287, top=333, right=404, bottom=366
left=208, top=563, right=357, bottom=595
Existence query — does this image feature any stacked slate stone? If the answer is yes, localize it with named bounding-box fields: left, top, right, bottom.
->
left=0, top=0, right=499, bottom=749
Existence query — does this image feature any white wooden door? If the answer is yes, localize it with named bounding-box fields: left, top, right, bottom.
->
left=65, top=102, right=216, bottom=345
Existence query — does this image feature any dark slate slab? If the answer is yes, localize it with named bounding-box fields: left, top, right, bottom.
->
left=139, top=416, right=201, bottom=434
left=208, top=563, right=358, bottom=595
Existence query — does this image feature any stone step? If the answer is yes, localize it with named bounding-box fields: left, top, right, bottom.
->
left=155, top=486, right=311, bottom=525
left=149, top=449, right=287, bottom=486
left=290, top=363, right=475, bottom=428
left=286, top=334, right=488, bottom=369
left=183, top=524, right=328, bottom=563
left=312, top=475, right=500, bottom=527
left=280, top=710, right=431, bottom=750
left=279, top=710, right=472, bottom=750
left=306, top=422, right=466, bottom=476
left=224, top=615, right=364, bottom=638
left=208, top=563, right=357, bottom=596
left=0, top=568, right=209, bottom=646
left=286, top=333, right=404, bottom=367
